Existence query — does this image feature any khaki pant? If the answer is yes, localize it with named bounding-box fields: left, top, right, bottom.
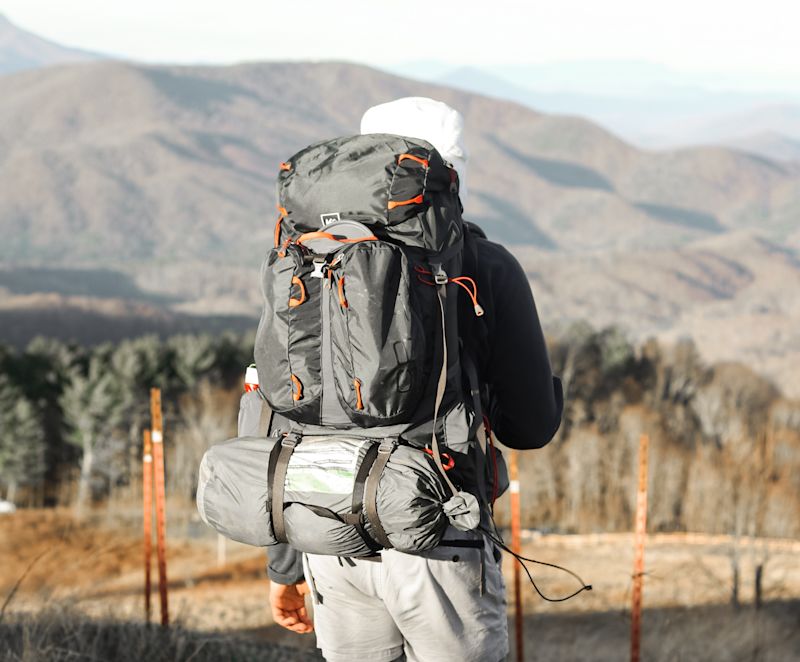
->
left=303, top=529, right=508, bottom=662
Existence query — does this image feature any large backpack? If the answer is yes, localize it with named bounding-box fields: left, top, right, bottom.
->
left=198, top=134, right=505, bottom=557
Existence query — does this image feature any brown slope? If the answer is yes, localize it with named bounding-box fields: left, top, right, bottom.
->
left=3, top=60, right=800, bottom=267
left=515, top=230, right=800, bottom=396
left=2, top=60, right=800, bottom=395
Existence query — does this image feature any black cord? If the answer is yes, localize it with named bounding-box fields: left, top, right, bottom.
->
left=481, top=526, right=593, bottom=603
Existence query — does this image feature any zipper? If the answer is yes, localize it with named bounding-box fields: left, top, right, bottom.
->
left=320, top=264, right=350, bottom=425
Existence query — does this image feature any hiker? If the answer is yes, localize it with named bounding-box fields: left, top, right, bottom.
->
left=265, top=97, right=564, bottom=662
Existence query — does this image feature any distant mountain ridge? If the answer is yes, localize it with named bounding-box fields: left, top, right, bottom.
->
left=0, top=13, right=104, bottom=74
left=424, top=63, right=800, bottom=162
left=1, top=59, right=799, bottom=395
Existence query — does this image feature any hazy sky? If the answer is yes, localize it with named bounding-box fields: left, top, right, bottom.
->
left=4, top=1, right=800, bottom=81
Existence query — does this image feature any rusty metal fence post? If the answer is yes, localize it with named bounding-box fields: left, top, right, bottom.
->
left=142, top=429, right=153, bottom=622
left=630, top=433, right=649, bottom=662
left=150, top=388, right=169, bottom=627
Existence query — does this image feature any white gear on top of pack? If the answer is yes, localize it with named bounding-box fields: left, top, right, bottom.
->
left=361, top=97, right=469, bottom=208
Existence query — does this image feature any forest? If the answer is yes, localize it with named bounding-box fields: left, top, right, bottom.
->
left=1, top=325, right=798, bottom=539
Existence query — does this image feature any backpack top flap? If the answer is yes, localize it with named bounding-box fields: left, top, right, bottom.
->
left=276, top=134, right=463, bottom=254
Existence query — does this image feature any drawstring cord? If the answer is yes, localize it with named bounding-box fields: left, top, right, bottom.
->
left=414, top=266, right=485, bottom=317
left=481, top=526, right=593, bottom=603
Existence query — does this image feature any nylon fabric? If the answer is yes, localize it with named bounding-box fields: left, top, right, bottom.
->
left=197, top=435, right=451, bottom=556
left=255, top=247, right=323, bottom=419
left=330, top=242, right=428, bottom=424
left=277, top=134, right=462, bottom=254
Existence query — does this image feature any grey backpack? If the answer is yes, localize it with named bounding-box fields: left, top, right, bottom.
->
left=198, top=134, right=505, bottom=557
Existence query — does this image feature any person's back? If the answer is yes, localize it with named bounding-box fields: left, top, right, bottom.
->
left=266, top=97, right=563, bottom=662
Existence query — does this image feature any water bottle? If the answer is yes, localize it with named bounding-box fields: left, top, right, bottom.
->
left=238, top=364, right=265, bottom=437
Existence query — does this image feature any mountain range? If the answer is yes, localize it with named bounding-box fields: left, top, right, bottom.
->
left=0, top=20, right=799, bottom=396
left=394, top=63, right=800, bottom=163
left=0, top=13, right=102, bottom=74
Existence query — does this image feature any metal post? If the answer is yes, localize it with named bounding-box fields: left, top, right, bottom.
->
left=150, top=388, right=169, bottom=627
left=509, top=450, right=523, bottom=662
left=630, top=434, right=649, bottom=662
left=142, top=429, right=153, bottom=623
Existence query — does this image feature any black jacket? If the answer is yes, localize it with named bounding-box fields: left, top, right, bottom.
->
left=267, top=228, right=563, bottom=584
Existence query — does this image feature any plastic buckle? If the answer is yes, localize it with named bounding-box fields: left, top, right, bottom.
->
left=378, top=439, right=396, bottom=454
left=432, top=264, right=448, bottom=285
left=311, top=258, right=326, bottom=279
left=281, top=433, right=300, bottom=448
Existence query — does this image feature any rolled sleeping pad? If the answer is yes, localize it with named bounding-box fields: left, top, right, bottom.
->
left=196, top=435, right=452, bottom=557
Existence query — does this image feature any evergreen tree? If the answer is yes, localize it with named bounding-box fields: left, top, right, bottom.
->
left=0, top=374, right=46, bottom=503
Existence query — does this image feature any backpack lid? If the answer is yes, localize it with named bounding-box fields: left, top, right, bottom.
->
left=277, top=134, right=463, bottom=255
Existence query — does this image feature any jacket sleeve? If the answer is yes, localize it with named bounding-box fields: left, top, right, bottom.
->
left=480, top=242, right=563, bottom=449
left=267, top=543, right=305, bottom=584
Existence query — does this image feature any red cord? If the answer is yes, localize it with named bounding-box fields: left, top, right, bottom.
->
left=423, top=447, right=455, bottom=470
left=414, top=266, right=484, bottom=316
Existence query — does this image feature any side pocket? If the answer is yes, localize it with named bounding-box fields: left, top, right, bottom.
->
left=255, top=248, right=323, bottom=421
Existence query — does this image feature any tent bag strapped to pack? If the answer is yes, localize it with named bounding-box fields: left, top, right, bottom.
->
left=196, top=434, right=462, bottom=557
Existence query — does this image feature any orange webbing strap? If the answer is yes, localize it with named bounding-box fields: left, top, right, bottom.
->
left=337, top=276, right=348, bottom=308
left=274, top=206, right=288, bottom=248
left=398, top=154, right=429, bottom=168
left=297, top=230, right=336, bottom=244
left=289, top=275, right=307, bottom=308
left=297, top=231, right=379, bottom=244
left=432, top=285, right=459, bottom=498
left=290, top=374, right=303, bottom=401
left=388, top=194, right=423, bottom=210
left=354, top=378, right=363, bottom=410
left=341, top=236, right=378, bottom=243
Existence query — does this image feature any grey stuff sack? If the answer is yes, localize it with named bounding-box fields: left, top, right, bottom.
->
left=196, top=435, right=451, bottom=557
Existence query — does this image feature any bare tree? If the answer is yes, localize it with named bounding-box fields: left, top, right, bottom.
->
left=60, top=355, right=125, bottom=513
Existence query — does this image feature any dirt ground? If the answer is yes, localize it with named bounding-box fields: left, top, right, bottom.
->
left=2, top=507, right=799, bottom=661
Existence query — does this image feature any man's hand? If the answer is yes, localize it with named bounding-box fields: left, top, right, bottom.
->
left=270, top=580, right=314, bottom=633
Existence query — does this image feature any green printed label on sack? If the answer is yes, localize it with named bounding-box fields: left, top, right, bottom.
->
left=285, top=438, right=367, bottom=494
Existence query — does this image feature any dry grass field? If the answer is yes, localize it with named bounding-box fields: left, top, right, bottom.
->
left=1, top=508, right=798, bottom=661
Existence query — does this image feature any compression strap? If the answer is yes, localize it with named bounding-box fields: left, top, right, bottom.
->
left=432, top=281, right=459, bottom=498
left=267, top=434, right=298, bottom=544
left=363, top=440, right=395, bottom=549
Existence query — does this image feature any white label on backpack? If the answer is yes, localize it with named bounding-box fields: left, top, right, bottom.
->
left=285, top=438, right=366, bottom=494
left=320, top=212, right=341, bottom=225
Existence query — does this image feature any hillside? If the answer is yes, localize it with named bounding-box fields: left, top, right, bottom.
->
left=728, top=131, right=800, bottom=163
left=0, top=14, right=103, bottom=74
left=1, top=60, right=800, bottom=393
